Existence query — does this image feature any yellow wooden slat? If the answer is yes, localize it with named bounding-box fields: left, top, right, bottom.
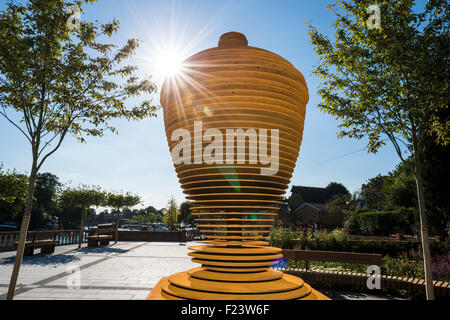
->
left=188, top=245, right=281, bottom=254
left=146, top=31, right=329, bottom=301
left=201, top=230, right=271, bottom=234
left=188, top=267, right=283, bottom=282
left=189, top=252, right=282, bottom=261
left=195, top=218, right=274, bottom=222
left=168, top=272, right=302, bottom=294
left=192, top=258, right=278, bottom=267
left=200, top=240, right=269, bottom=246
left=197, top=224, right=273, bottom=228
left=192, top=212, right=277, bottom=216
left=206, top=234, right=264, bottom=238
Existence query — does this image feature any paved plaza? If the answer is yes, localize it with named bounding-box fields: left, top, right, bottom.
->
left=0, top=241, right=198, bottom=300
left=0, top=241, right=402, bottom=300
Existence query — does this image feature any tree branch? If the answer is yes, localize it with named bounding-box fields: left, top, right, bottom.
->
left=0, top=106, right=32, bottom=143
left=36, top=127, right=69, bottom=171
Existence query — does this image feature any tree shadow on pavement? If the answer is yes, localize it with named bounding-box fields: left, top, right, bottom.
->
left=0, top=254, right=81, bottom=266
left=67, top=245, right=129, bottom=255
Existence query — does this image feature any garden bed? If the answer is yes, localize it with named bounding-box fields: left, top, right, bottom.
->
left=281, top=256, right=449, bottom=282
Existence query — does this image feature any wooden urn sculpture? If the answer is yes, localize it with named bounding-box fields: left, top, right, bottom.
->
left=147, top=32, right=329, bottom=300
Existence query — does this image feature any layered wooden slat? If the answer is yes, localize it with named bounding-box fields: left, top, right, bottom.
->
left=147, top=32, right=329, bottom=300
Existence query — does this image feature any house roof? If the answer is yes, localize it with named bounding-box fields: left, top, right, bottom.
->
left=290, top=186, right=338, bottom=204
left=294, top=203, right=327, bottom=212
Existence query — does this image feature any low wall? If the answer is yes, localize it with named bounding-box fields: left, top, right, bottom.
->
left=118, top=230, right=186, bottom=242
left=0, top=230, right=88, bottom=251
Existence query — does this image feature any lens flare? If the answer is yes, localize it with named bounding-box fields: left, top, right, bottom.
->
left=154, top=50, right=184, bottom=79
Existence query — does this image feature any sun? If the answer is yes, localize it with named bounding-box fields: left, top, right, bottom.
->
left=138, top=45, right=191, bottom=88
left=154, top=50, right=185, bottom=79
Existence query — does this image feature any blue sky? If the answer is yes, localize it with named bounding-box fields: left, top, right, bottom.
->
left=0, top=0, right=422, bottom=209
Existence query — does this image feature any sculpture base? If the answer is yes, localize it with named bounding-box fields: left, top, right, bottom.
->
left=146, top=270, right=330, bottom=300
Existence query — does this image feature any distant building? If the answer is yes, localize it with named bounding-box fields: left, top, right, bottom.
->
left=278, top=186, right=345, bottom=229
left=360, top=177, right=385, bottom=210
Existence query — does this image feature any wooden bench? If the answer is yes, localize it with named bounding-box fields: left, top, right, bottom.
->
left=14, top=231, right=59, bottom=256
left=282, top=249, right=383, bottom=270
left=87, top=224, right=114, bottom=247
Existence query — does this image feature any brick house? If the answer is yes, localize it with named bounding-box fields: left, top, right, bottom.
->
left=277, top=186, right=345, bottom=229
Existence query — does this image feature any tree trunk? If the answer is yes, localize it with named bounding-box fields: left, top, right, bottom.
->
left=6, top=161, right=38, bottom=300
left=414, top=151, right=435, bottom=300
left=115, top=207, right=120, bottom=243
left=78, top=207, right=86, bottom=248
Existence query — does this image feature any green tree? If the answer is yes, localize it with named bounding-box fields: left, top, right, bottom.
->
left=382, top=159, right=418, bottom=210
left=0, top=166, right=28, bottom=223
left=33, top=173, right=61, bottom=213
left=326, top=182, right=350, bottom=196
left=0, top=0, right=158, bottom=299
left=29, top=172, right=62, bottom=229
left=145, top=206, right=158, bottom=215
left=156, top=209, right=165, bottom=222
left=131, top=215, right=142, bottom=223
left=345, top=207, right=416, bottom=236
left=362, top=174, right=386, bottom=210
left=147, top=212, right=158, bottom=223
left=106, top=192, right=141, bottom=242
left=132, top=212, right=157, bottom=224
left=164, top=197, right=179, bottom=229
left=59, top=206, right=83, bottom=229
left=422, top=121, right=450, bottom=238
left=308, top=0, right=449, bottom=299
left=178, top=201, right=193, bottom=225
left=326, top=193, right=355, bottom=217
left=362, top=160, right=418, bottom=211
left=59, top=185, right=105, bottom=247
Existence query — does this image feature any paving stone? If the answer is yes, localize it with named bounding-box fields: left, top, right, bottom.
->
left=0, top=241, right=196, bottom=300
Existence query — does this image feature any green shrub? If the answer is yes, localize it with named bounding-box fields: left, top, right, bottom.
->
left=269, top=227, right=297, bottom=249
left=381, top=256, right=425, bottom=279
left=269, top=228, right=449, bottom=257
left=287, top=257, right=450, bottom=281
left=331, top=228, right=349, bottom=242
left=345, top=207, right=417, bottom=236
left=270, top=228, right=449, bottom=281
left=288, top=259, right=367, bottom=273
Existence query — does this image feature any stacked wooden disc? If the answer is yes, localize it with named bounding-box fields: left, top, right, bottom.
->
left=147, top=32, right=328, bottom=300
